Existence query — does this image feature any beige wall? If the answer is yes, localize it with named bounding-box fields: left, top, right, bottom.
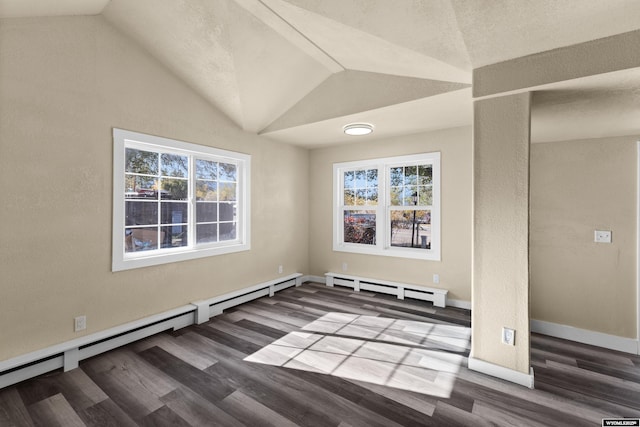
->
left=530, top=136, right=638, bottom=338
left=0, top=16, right=309, bottom=361
left=308, top=126, right=472, bottom=302
left=472, top=93, right=531, bottom=374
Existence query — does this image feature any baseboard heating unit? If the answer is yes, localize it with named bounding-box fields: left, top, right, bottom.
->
left=324, top=272, right=447, bottom=308
left=0, top=273, right=303, bottom=389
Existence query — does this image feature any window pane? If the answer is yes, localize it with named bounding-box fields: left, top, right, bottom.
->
left=367, top=169, right=378, bottom=187
left=390, top=186, right=403, bottom=206
left=344, top=171, right=354, bottom=188
left=161, top=153, right=188, bottom=178
left=161, top=225, right=188, bottom=248
left=355, top=189, right=366, bottom=205
left=405, top=166, right=417, bottom=185
left=219, top=182, right=237, bottom=201
left=390, top=209, right=431, bottom=249
left=196, top=159, right=217, bottom=180
left=219, top=163, right=237, bottom=182
left=418, top=165, right=432, bottom=185
left=126, top=227, right=160, bottom=252
left=355, top=170, right=366, bottom=187
left=126, top=148, right=158, bottom=175
left=196, top=202, right=217, bottom=223
left=160, top=178, right=188, bottom=200
left=197, top=223, right=217, bottom=244
left=343, top=210, right=376, bottom=245
left=220, top=222, right=237, bottom=241
left=403, top=186, right=417, bottom=206
left=126, top=176, right=157, bottom=199
left=161, top=202, right=188, bottom=225
left=344, top=189, right=355, bottom=205
left=126, top=201, right=157, bottom=226
left=418, top=186, right=433, bottom=206
left=366, top=188, right=378, bottom=205
left=390, top=167, right=403, bottom=186
left=196, top=181, right=217, bottom=201
left=219, top=202, right=235, bottom=221
left=125, top=176, right=137, bottom=197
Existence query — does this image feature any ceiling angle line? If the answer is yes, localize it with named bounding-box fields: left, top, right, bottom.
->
left=256, top=0, right=346, bottom=72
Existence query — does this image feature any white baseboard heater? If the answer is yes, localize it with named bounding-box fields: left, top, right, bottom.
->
left=191, top=274, right=302, bottom=324
left=0, top=273, right=302, bottom=390
left=324, top=272, right=447, bottom=308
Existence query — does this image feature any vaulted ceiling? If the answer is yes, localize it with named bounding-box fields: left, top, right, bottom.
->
left=2, top=0, right=640, bottom=146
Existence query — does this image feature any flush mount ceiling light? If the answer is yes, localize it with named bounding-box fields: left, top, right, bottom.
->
left=343, top=123, right=373, bottom=136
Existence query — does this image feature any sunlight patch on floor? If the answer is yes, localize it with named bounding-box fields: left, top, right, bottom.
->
left=244, top=313, right=471, bottom=398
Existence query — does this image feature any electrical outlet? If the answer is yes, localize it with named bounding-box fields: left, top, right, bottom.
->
left=74, top=316, right=86, bottom=332
left=342, top=262, right=348, bottom=272
left=594, top=230, right=612, bottom=243
left=278, top=265, right=283, bottom=274
left=433, top=274, right=440, bottom=284
left=502, top=327, right=515, bottom=346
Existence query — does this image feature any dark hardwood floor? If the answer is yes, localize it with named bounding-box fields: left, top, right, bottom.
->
left=1, top=282, right=639, bottom=426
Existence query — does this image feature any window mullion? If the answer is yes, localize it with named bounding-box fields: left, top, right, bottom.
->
left=336, top=168, right=343, bottom=246
left=156, top=153, right=162, bottom=250
left=189, top=155, right=196, bottom=249
left=237, top=162, right=243, bottom=243
left=376, top=164, right=390, bottom=250
left=216, top=161, right=220, bottom=243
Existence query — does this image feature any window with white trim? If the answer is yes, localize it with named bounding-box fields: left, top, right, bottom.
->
left=333, top=153, right=440, bottom=260
left=113, top=129, right=250, bottom=271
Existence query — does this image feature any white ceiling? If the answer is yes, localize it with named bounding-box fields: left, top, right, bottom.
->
left=2, top=0, right=640, bottom=147
left=0, top=0, right=109, bottom=17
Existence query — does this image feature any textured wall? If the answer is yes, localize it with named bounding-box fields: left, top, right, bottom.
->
left=308, top=126, right=472, bottom=302
left=530, top=136, right=637, bottom=338
left=0, top=16, right=309, bottom=361
left=472, top=93, right=531, bottom=374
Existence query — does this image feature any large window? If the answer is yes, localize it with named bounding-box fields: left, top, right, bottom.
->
left=113, top=129, right=250, bottom=271
left=333, top=153, right=440, bottom=260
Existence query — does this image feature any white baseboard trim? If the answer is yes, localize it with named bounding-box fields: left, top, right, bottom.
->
left=468, top=357, right=535, bottom=388
left=447, top=299, right=471, bottom=310
left=531, top=319, right=639, bottom=355
left=0, top=273, right=303, bottom=390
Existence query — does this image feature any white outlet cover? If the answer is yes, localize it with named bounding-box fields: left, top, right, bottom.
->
left=342, top=262, right=348, bottom=271
left=433, top=274, right=440, bottom=284
left=594, top=230, right=612, bottom=243
left=502, top=327, right=515, bottom=346
left=74, top=316, right=86, bottom=332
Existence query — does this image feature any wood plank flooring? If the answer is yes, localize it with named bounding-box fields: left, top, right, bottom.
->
left=1, top=282, right=639, bottom=426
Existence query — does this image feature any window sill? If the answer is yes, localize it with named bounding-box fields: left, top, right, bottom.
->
left=112, top=242, right=250, bottom=272
left=333, top=244, right=440, bottom=261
